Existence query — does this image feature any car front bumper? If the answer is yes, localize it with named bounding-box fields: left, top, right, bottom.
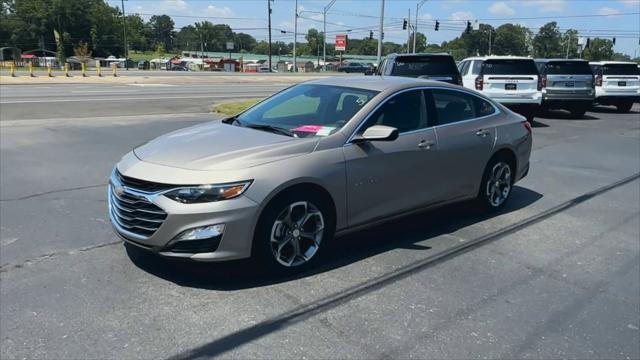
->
left=108, top=182, right=260, bottom=262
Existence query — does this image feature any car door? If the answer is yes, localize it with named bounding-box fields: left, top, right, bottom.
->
left=343, top=89, right=438, bottom=227
left=462, top=60, right=481, bottom=90
left=426, top=88, right=498, bottom=200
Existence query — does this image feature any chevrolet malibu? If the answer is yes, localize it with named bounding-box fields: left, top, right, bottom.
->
left=109, top=77, right=532, bottom=272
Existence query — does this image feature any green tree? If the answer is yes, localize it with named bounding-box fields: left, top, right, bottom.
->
left=533, top=21, right=563, bottom=58
left=234, top=33, right=257, bottom=52
left=561, top=29, right=580, bottom=59
left=305, top=28, right=324, bottom=56
left=408, top=32, right=427, bottom=53
left=583, top=38, right=614, bottom=61
left=149, top=15, right=174, bottom=51
left=492, top=23, right=529, bottom=56
left=460, top=23, right=494, bottom=56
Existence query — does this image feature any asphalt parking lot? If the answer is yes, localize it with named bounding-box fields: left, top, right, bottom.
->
left=1, top=81, right=639, bottom=359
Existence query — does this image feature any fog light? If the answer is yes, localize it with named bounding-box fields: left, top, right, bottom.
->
left=176, top=224, right=225, bottom=241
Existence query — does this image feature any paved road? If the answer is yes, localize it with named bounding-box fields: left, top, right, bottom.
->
left=0, top=87, right=639, bottom=358
left=0, top=83, right=287, bottom=120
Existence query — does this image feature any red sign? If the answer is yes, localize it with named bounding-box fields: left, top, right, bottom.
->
left=335, top=34, right=347, bottom=52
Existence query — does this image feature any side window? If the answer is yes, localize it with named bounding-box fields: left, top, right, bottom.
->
left=357, top=90, right=426, bottom=134
left=471, top=60, right=483, bottom=75
left=430, top=89, right=494, bottom=125
left=457, top=61, right=467, bottom=74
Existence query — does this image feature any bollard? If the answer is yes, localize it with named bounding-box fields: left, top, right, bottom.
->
left=112, top=63, right=117, bottom=77
left=97, top=62, right=102, bottom=77
left=47, top=63, right=53, bottom=77
left=82, top=63, right=87, bottom=77
left=29, top=62, right=35, bottom=77
left=65, top=63, right=70, bottom=77
left=10, top=62, right=16, bottom=77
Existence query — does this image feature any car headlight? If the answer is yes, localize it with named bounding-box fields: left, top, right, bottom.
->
left=163, top=181, right=252, bottom=204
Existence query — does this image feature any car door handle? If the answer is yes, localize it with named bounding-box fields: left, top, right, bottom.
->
left=418, top=140, right=435, bottom=149
left=476, top=129, right=490, bottom=137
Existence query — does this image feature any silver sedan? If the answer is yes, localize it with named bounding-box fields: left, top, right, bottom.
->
left=108, top=76, right=532, bottom=273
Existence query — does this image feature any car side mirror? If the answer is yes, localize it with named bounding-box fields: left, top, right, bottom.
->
left=352, top=125, right=399, bottom=143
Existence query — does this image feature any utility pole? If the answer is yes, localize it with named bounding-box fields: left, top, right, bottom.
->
left=488, top=29, right=492, bottom=55
left=121, top=0, right=129, bottom=70
left=323, top=0, right=337, bottom=71
left=407, top=9, right=411, bottom=53
left=376, top=0, right=385, bottom=65
left=293, top=0, right=298, bottom=72
left=413, top=0, right=427, bottom=53
left=268, top=0, right=273, bottom=72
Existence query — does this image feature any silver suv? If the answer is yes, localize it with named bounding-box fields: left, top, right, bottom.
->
left=535, top=59, right=594, bottom=118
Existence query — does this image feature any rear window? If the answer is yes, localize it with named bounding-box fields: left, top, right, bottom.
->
left=482, top=59, right=538, bottom=75
left=602, top=64, right=640, bottom=75
left=543, top=61, right=593, bottom=75
left=391, top=56, right=458, bottom=77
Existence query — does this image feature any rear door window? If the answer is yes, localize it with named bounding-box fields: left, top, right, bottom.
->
left=482, top=59, right=538, bottom=75
left=429, top=89, right=496, bottom=126
left=602, top=64, right=640, bottom=75
left=471, top=60, right=483, bottom=75
left=391, top=55, right=459, bottom=77
left=544, top=61, right=593, bottom=75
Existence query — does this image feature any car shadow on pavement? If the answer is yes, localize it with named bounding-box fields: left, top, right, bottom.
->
left=538, top=109, right=600, bottom=121
left=589, top=105, right=639, bottom=114
left=125, top=186, right=543, bottom=290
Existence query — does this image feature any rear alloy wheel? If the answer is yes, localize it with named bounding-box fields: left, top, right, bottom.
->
left=270, top=201, right=325, bottom=267
left=479, top=158, right=513, bottom=211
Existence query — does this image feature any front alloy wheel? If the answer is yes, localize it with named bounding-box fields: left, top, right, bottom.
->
left=484, top=161, right=512, bottom=208
left=270, top=201, right=325, bottom=267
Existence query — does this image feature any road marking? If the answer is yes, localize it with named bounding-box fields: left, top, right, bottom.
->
left=127, top=83, right=176, bottom=87
left=0, top=93, right=270, bottom=104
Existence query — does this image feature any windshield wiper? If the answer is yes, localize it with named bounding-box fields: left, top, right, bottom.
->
left=246, top=124, right=295, bottom=137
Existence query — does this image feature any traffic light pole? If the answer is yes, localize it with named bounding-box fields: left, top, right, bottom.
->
left=323, top=0, right=337, bottom=72
left=268, top=0, right=272, bottom=72
left=407, top=9, right=411, bottom=53
left=376, top=0, right=385, bottom=65
left=293, top=0, right=298, bottom=72
left=121, top=0, right=128, bottom=70
left=413, top=0, right=427, bottom=53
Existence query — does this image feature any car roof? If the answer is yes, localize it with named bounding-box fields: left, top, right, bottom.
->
left=534, top=58, right=588, bottom=63
left=462, top=56, right=533, bottom=61
left=589, top=61, right=638, bottom=65
left=388, top=52, right=452, bottom=58
left=304, top=76, right=459, bottom=92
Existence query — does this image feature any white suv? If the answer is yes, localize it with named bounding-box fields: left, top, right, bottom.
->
left=459, top=56, right=542, bottom=120
left=589, top=61, right=640, bottom=113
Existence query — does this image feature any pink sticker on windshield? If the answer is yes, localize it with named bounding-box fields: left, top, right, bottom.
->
left=293, top=125, right=323, bottom=133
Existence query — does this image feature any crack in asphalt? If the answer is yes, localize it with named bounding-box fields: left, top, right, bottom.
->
left=0, top=240, right=122, bottom=273
left=0, top=183, right=107, bottom=202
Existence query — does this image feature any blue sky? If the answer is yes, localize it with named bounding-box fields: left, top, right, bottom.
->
left=107, top=0, right=640, bottom=56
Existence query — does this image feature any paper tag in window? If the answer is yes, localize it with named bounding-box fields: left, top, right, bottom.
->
left=316, top=126, right=336, bottom=136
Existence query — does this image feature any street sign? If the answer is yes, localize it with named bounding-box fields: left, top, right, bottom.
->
left=226, top=42, right=234, bottom=50
left=335, top=35, right=347, bottom=52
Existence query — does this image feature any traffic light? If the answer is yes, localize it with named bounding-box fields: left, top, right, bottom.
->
left=403, top=19, right=408, bottom=30
left=612, top=37, right=616, bottom=45
left=466, top=21, right=472, bottom=33
left=435, top=20, right=440, bottom=31
left=369, top=31, right=373, bottom=40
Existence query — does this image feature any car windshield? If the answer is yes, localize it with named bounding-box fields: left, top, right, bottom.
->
left=235, top=84, right=379, bottom=138
left=544, top=61, right=592, bottom=75
left=482, top=59, right=538, bottom=75
left=391, top=56, right=458, bottom=77
left=602, top=64, right=640, bottom=75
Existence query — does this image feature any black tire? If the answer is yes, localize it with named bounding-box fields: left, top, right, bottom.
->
left=478, top=155, right=515, bottom=211
left=252, top=190, right=335, bottom=274
left=569, top=106, right=587, bottom=119
left=616, top=101, right=633, bottom=113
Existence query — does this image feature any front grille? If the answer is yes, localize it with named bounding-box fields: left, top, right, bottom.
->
left=115, top=170, right=182, bottom=193
left=109, top=187, right=167, bottom=238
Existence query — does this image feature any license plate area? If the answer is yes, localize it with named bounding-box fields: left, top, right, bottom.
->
left=618, top=81, right=626, bottom=86
left=564, top=81, right=574, bottom=87
left=505, top=83, right=517, bottom=90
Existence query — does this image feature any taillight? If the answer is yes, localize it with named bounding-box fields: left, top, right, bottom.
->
left=475, top=76, right=483, bottom=90
left=537, top=76, right=544, bottom=91
left=523, top=121, right=532, bottom=134
left=595, top=75, right=602, bottom=87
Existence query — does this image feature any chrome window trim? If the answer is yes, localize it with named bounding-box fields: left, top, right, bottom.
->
left=344, top=86, right=501, bottom=145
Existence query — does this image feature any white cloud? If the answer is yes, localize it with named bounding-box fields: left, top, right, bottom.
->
left=489, top=2, right=516, bottom=15
left=450, top=11, right=474, bottom=21
left=419, top=13, right=434, bottom=20
left=519, top=0, right=565, bottom=13
left=205, top=5, right=234, bottom=17
left=618, top=0, right=640, bottom=7
left=163, top=0, right=188, bottom=12
left=598, top=6, right=621, bottom=15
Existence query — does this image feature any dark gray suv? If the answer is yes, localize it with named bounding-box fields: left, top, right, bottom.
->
left=375, top=53, right=462, bottom=85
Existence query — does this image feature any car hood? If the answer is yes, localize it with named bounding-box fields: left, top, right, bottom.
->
left=133, top=121, right=318, bottom=171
